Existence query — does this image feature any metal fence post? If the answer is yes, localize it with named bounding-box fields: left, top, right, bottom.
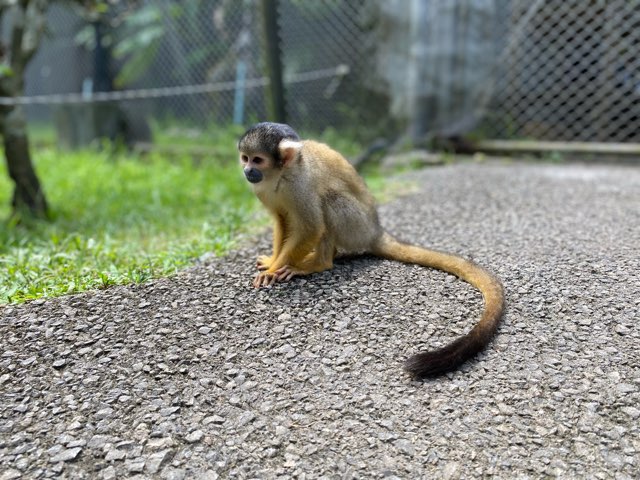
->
left=260, top=0, right=287, bottom=123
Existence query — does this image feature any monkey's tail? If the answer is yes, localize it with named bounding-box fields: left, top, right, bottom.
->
left=373, top=232, right=505, bottom=378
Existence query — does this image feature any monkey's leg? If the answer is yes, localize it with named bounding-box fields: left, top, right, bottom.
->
left=274, top=236, right=335, bottom=282
left=257, top=214, right=286, bottom=271
left=254, top=228, right=324, bottom=287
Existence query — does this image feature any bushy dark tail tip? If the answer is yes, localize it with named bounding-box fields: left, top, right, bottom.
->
left=403, top=352, right=456, bottom=378
left=403, top=337, right=483, bottom=378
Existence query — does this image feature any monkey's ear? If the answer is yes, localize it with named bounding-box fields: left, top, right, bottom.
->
left=278, top=140, right=303, bottom=167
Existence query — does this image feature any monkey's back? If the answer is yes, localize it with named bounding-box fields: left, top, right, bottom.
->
left=301, top=141, right=382, bottom=254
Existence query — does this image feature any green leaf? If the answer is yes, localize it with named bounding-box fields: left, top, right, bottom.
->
left=114, top=40, right=160, bottom=86
left=0, top=63, right=14, bottom=78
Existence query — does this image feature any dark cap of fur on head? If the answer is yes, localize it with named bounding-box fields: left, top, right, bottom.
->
left=238, top=122, right=300, bottom=167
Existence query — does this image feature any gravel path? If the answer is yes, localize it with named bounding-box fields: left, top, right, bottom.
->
left=1, top=161, right=639, bottom=479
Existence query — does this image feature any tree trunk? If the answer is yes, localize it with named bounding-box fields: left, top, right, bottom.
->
left=0, top=0, right=49, bottom=217
left=2, top=105, right=48, bottom=216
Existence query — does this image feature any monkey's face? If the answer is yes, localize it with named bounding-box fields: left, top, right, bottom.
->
left=240, top=153, right=271, bottom=184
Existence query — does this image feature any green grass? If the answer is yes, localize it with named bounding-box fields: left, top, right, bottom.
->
left=151, top=121, right=245, bottom=150
left=1, top=126, right=371, bottom=304
left=0, top=138, right=259, bottom=304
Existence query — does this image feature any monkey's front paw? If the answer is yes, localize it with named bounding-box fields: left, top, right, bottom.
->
left=256, top=255, right=273, bottom=271
left=253, top=271, right=279, bottom=288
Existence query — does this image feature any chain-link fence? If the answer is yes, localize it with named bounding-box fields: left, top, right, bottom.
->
left=21, top=0, right=380, bottom=145
left=484, top=0, right=640, bottom=143
left=12, top=0, right=640, bottom=146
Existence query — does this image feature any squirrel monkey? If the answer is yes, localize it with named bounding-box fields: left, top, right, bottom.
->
left=238, top=122, right=505, bottom=378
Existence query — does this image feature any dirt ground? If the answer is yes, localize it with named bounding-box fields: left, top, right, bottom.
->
left=1, top=161, right=639, bottom=479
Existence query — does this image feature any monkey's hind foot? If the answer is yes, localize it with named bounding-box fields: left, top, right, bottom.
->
left=273, top=265, right=306, bottom=283
left=253, top=265, right=307, bottom=288
left=256, top=255, right=273, bottom=271
left=274, top=261, right=332, bottom=282
left=253, top=271, right=279, bottom=288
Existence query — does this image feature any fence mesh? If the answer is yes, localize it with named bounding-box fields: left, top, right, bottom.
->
left=485, top=0, right=640, bottom=142
left=278, top=0, right=376, bottom=130
left=12, top=0, right=640, bottom=145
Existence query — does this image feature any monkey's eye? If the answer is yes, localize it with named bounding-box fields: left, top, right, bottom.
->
left=241, top=155, right=248, bottom=163
left=253, top=157, right=264, bottom=165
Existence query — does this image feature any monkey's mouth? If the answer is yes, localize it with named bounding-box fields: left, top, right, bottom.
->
left=244, top=169, right=263, bottom=184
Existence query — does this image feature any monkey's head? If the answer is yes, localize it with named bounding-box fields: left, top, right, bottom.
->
left=238, top=122, right=301, bottom=184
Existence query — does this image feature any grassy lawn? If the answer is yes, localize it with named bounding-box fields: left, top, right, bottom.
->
left=1, top=128, right=258, bottom=303
left=1, top=126, right=370, bottom=304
